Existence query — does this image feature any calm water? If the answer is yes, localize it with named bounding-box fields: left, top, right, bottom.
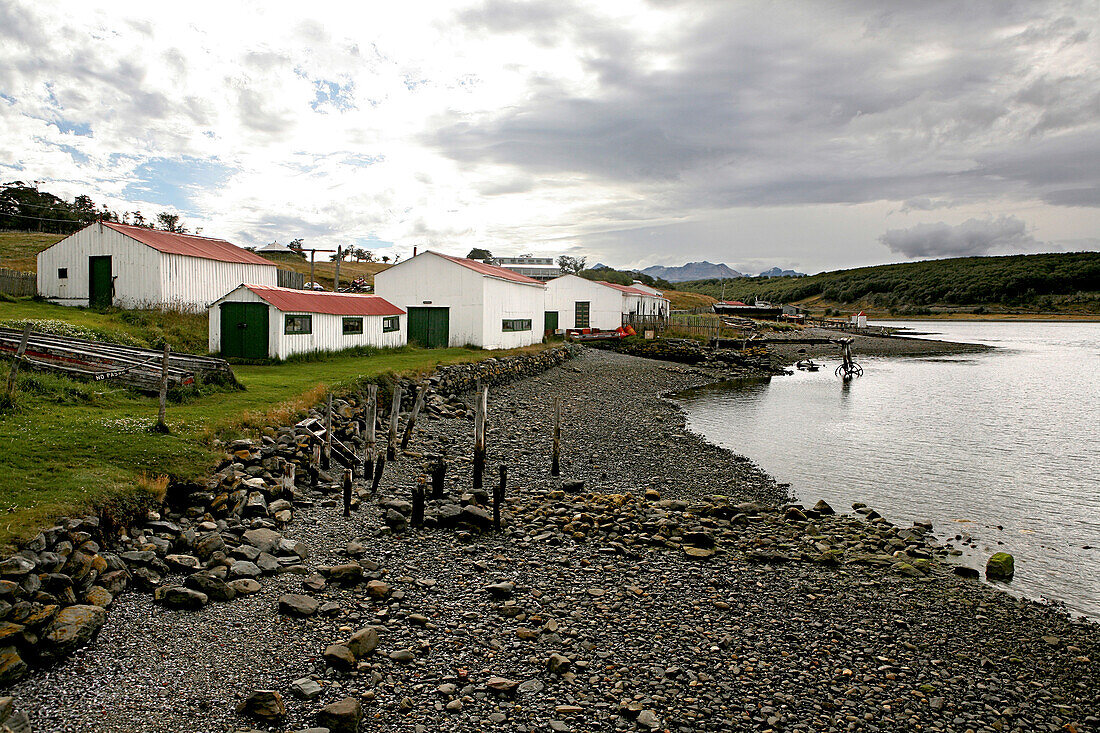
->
left=675, top=321, right=1100, bottom=619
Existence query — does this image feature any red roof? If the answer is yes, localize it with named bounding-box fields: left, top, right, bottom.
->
left=240, top=285, right=405, bottom=316
left=427, top=251, right=544, bottom=286
left=597, top=281, right=650, bottom=295
left=100, top=221, right=275, bottom=266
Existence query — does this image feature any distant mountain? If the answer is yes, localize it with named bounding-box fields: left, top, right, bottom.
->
left=641, top=261, right=743, bottom=282
left=758, top=267, right=806, bottom=278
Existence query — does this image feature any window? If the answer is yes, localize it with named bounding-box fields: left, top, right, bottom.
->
left=342, top=317, right=363, bottom=335
left=284, top=314, right=312, bottom=334
left=502, top=318, right=532, bottom=332
left=383, top=316, right=400, bottom=333
left=58, top=268, right=68, bottom=279
left=575, top=301, right=590, bottom=328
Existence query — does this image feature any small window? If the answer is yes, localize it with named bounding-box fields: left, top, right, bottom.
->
left=382, top=315, right=400, bottom=333
left=342, top=317, right=363, bottom=335
left=58, top=268, right=68, bottom=279
left=502, top=318, right=532, bottom=332
left=284, top=314, right=312, bottom=334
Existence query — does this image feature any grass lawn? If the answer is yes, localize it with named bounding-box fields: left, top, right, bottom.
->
left=0, top=297, right=551, bottom=548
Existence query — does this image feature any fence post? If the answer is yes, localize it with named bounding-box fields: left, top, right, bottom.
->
left=387, top=382, right=402, bottom=459
left=364, top=384, right=377, bottom=482
left=5, top=324, right=31, bottom=405
left=155, top=343, right=171, bottom=432
left=551, top=396, right=561, bottom=477
left=473, top=386, right=487, bottom=491
left=400, top=384, right=427, bottom=450
left=323, top=393, right=333, bottom=470
left=494, top=464, right=506, bottom=531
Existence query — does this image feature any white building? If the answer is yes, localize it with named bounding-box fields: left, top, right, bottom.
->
left=544, top=274, right=625, bottom=331
left=37, top=221, right=277, bottom=312
left=599, top=281, right=671, bottom=320
left=373, top=250, right=545, bottom=349
left=209, top=284, right=406, bottom=360
left=494, top=256, right=562, bottom=281
left=630, top=280, right=665, bottom=297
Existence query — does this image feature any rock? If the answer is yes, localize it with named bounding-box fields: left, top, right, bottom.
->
left=547, top=652, right=572, bottom=674
left=319, top=564, right=363, bottom=586
left=279, top=594, right=319, bottom=617
left=193, top=532, right=225, bottom=560
left=517, top=679, right=544, bottom=695
left=323, top=644, right=356, bottom=671
left=186, top=574, right=237, bottom=602
left=483, top=581, right=515, bottom=598
left=460, top=505, right=493, bottom=529
left=953, top=566, right=980, bottom=579
left=84, top=585, right=113, bottom=608
left=486, top=676, right=520, bottom=694
left=784, top=506, right=808, bottom=521
left=228, top=578, right=261, bottom=595
left=316, top=697, right=362, bottom=733
left=236, top=690, right=286, bottom=721
left=986, top=552, right=1014, bottom=580
left=365, top=580, right=390, bottom=599
left=813, top=499, right=835, bottom=515
left=389, top=649, right=415, bottom=664
left=636, top=709, right=661, bottom=729
left=347, top=627, right=380, bottom=658
left=164, top=554, right=201, bottom=571
left=162, top=586, right=209, bottom=610
left=229, top=560, right=262, bottom=580
left=683, top=546, right=715, bottom=559
left=562, top=480, right=585, bottom=494
left=0, top=647, right=28, bottom=685
left=38, top=604, right=107, bottom=661
left=291, top=677, right=323, bottom=700
left=242, top=528, right=281, bottom=554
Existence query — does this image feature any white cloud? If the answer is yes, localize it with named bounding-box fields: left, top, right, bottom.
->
left=879, top=216, right=1038, bottom=258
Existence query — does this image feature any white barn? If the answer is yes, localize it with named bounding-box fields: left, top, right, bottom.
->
left=373, top=250, right=545, bottom=349
left=209, top=284, right=406, bottom=360
left=599, top=281, right=671, bottom=320
left=544, top=274, right=625, bottom=331
left=37, top=221, right=277, bottom=312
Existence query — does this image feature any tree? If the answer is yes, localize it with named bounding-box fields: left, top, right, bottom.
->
left=467, top=248, right=493, bottom=261
left=155, top=212, right=185, bottom=232
left=132, top=211, right=147, bottom=227
left=329, top=247, right=350, bottom=262
left=381, top=255, right=391, bottom=264
left=557, top=255, right=587, bottom=274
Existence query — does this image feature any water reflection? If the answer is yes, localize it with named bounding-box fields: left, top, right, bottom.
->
left=675, top=321, right=1100, bottom=619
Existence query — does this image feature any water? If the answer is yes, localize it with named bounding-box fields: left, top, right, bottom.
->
left=675, top=321, right=1100, bottom=619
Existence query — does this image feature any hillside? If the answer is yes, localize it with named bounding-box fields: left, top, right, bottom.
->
left=679, top=252, right=1100, bottom=315
left=263, top=253, right=391, bottom=290
left=0, top=231, right=66, bottom=272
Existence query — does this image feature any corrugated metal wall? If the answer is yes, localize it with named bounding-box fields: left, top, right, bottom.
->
left=481, top=276, right=546, bottom=349
left=160, top=252, right=276, bottom=312
left=374, top=253, right=487, bottom=347
left=37, top=224, right=162, bottom=307
left=544, top=275, right=623, bottom=330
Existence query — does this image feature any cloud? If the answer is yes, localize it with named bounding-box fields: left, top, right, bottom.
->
left=879, top=216, right=1038, bottom=258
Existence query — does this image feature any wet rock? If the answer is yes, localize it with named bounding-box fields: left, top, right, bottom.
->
left=986, top=552, right=1014, bottom=580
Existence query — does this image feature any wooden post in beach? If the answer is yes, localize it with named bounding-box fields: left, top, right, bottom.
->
left=342, top=469, right=352, bottom=517
left=371, top=451, right=386, bottom=494
left=400, top=384, right=427, bottom=451
left=473, top=386, right=488, bottom=492
left=281, top=460, right=295, bottom=496
left=387, top=382, right=402, bottom=460
left=323, top=393, right=333, bottom=470
left=494, top=464, right=506, bottom=531
left=364, top=384, right=377, bottom=483
left=4, top=324, right=30, bottom=404
left=309, top=443, right=320, bottom=489
left=155, top=343, right=170, bottom=432
left=412, top=476, right=425, bottom=527
left=551, top=396, right=561, bottom=477
left=431, top=457, right=446, bottom=500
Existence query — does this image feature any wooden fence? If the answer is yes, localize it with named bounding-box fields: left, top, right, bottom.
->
left=0, top=268, right=36, bottom=297
left=277, top=268, right=305, bottom=289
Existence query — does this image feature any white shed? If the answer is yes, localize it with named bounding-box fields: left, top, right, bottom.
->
left=544, top=274, right=624, bottom=331
left=599, top=281, right=671, bottom=320
left=372, top=250, right=545, bottom=349
left=37, top=221, right=277, bottom=312
left=209, top=284, right=406, bottom=360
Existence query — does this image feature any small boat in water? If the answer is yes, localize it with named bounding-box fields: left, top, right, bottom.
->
left=795, top=359, right=821, bottom=371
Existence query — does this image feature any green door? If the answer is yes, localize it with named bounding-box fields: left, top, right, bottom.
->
left=407, top=307, right=450, bottom=348
left=544, top=311, right=558, bottom=335
left=89, top=256, right=112, bottom=308
left=220, top=302, right=269, bottom=358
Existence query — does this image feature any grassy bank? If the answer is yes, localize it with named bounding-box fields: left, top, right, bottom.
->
left=0, top=298, right=551, bottom=548
left=0, top=231, right=65, bottom=272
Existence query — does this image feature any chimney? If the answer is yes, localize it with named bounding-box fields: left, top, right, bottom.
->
left=413, top=246, right=417, bottom=257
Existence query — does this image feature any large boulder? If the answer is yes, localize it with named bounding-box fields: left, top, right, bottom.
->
left=38, top=604, right=107, bottom=662
left=0, top=647, right=28, bottom=685
left=986, top=552, right=1015, bottom=581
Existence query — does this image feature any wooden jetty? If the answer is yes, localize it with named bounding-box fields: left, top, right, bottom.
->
left=0, top=327, right=235, bottom=392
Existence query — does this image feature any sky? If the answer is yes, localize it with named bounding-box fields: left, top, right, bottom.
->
left=1, top=0, right=1098, bottom=275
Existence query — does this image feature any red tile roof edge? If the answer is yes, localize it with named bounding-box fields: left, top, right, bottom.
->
left=238, top=284, right=405, bottom=316
left=100, top=221, right=275, bottom=267
left=426, top=251, right=545, bottom=286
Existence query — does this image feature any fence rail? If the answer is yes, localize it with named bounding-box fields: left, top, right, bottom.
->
left=0, top=268, right=36, bottom=297
left=277, top=268, right=305, bottom=289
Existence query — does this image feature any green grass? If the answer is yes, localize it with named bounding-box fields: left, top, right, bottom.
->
left=0, top=297, right=209, bottom=353
left=0, top=299, right=551, bottom=548
left=0, top=231, right=66, bottom=272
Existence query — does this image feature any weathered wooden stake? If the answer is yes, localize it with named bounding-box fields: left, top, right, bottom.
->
left=309, top=443, right=321, bottom=489
left=323, top=393, right=333, bottom=470
left=371, top=453, right=386, bottom=494
left=342, top=469, right=352, bottom=517
left=431, top=457, right=446, bottom=500
left=334, top=245, right=342, bottom=291
left=155, top=343, right=171, bottom=432
left=281, top=460, right=296, bottom=496
left=400, top=384, right=427, bottom=451
left=494, top=464, right=506, bottom=531
left=551, top=396, right=561, bottom=477
left=387, top=382, right=402, bottom=460
left=364, top=384, right=377, bottom=482
left=4, top=324, right=30, bottom=405
left=412, top=476, right=425, bottom=527
left=472, top=386, right=487, bottom=491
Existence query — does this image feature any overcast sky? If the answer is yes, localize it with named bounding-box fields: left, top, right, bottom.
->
left=2, top=0, right=1098, bottom=274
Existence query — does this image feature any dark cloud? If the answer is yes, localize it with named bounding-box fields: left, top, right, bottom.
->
left=879, top=216, right=1037, bottom=259
left=433, top=1, right=1100, bottom=211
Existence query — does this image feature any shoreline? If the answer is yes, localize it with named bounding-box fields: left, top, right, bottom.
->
left=7, top=347, right=1099, bottom=732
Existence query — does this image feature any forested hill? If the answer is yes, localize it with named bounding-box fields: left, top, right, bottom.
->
left=678, top=252, right=1100, bottom=315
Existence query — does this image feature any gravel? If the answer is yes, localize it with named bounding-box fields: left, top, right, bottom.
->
left=9, top=349, right=1099, bottom=733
